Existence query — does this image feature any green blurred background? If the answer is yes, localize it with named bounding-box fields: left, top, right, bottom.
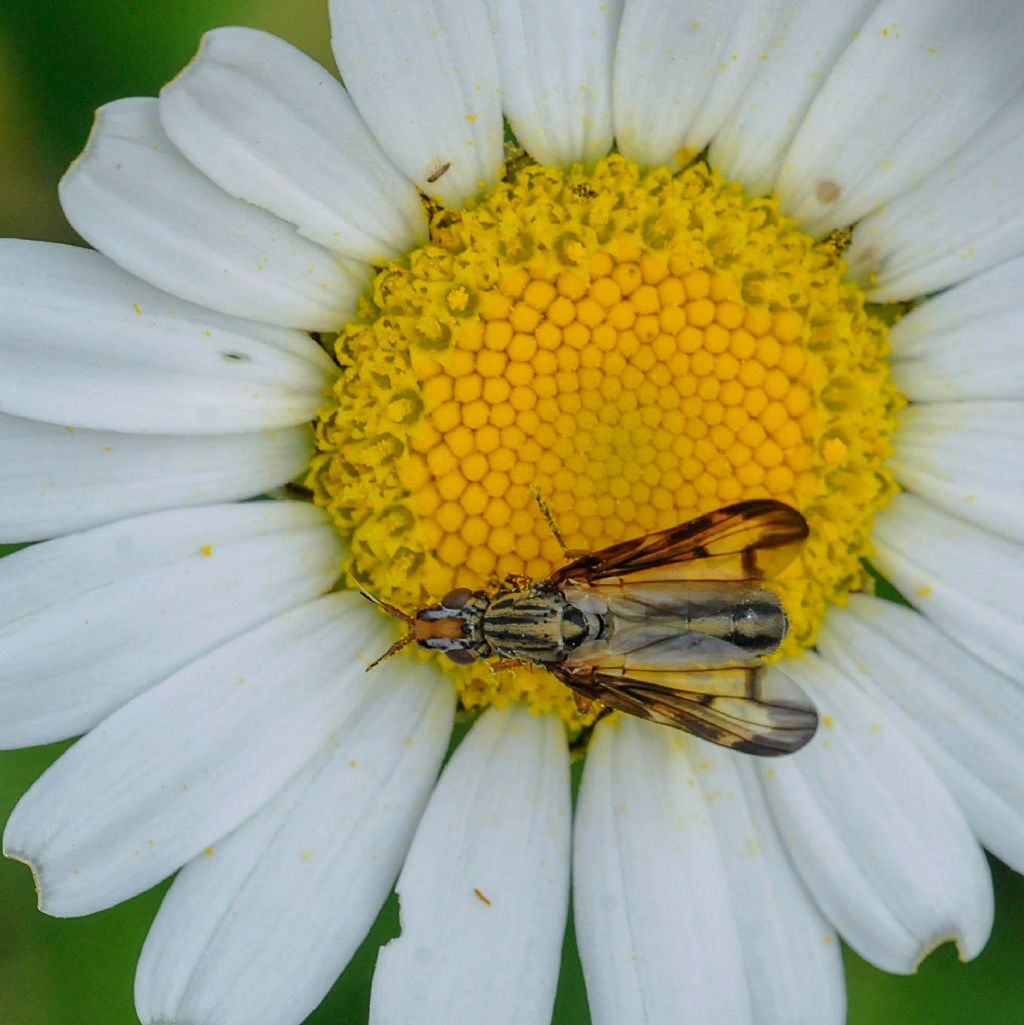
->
left=1, top=2, right=1023, bottom=1022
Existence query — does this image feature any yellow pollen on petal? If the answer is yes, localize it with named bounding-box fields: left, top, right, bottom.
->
left=308, top=156, right=902, bottom=727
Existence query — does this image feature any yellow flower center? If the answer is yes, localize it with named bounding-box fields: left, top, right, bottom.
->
left=309, top=155, right=901, bottom=727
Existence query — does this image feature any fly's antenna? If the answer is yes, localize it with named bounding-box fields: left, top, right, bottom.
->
left=360, top=590, right=414, bottom=624
left=361, top=591, right=415, bottom=671
left=366, top=634, right=414, bottom=671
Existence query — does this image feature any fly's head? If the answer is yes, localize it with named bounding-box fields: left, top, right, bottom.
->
left=413, top=587, right=491, bottom=664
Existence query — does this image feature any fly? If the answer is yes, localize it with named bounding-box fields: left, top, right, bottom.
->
left=367, top=499, right=817, bottom=756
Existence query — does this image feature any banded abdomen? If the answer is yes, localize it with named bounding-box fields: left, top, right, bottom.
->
left=565, top=580, right=788, bottom=671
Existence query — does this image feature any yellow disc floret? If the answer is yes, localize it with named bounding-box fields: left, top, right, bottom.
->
left=309, top=156, right=902, bottom=726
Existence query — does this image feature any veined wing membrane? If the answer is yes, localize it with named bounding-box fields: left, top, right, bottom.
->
left=565, top=620, right=774, bottom=671
left=549, top=499, right=808, bottom=585
left=557, top=664, right=818, bottom=756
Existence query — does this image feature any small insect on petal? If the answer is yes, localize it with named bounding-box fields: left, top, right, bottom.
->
left=427, top=161, right=452, bottom=183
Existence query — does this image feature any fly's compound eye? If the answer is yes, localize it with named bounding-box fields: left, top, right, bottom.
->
left=445, top=648, right=477, bottom=665
left=440, top=587, right=474, bottom=610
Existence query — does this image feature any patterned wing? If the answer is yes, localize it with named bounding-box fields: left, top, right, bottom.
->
left=556, top=663, right=817, bottom=756
left=548, top=499, right=808, bottom=585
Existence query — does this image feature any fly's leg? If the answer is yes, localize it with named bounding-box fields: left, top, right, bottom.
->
left=490, top=658, right=528, bottom=672
left=500, top=572, right=533, bottom=591
left=531, top=488, right=588, bottom=560
left=485, top=571, right=535, bottom=595
left=573, top=691, right=595, bottom=715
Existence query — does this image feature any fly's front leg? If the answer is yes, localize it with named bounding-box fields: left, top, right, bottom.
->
left=500, top=572, right=533, bottom=592
left=484, top=571, right=536, bottom=594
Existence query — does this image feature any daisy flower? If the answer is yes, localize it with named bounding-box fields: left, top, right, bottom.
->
left=3, top=2, right=1024, bottom=1023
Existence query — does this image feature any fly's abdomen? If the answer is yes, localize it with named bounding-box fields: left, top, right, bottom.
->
left=727, top=594, right=788, bottom=656
left=602, top=582, right=788, bottom=667
left=688, top=593, right=788, bottom=660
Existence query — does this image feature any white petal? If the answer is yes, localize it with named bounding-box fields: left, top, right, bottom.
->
left=329, top=0, right=502, bottom=205
left=760, top=653, right=993, bottom=972
left=489, top=0, right=622, bottom=168
left=60, top=97, right=366, bottom=330
left=0, top=502, right=343, bottom=748
left=819, top=595, right=1024, bottom=874
left=709, top=1, right=879, bottom=195
left=0, top=412, right=312, bottom=542
left=777, top=0, right=1024, bottom=237
left=889, top=256, right=1024, bottom=402
left=369, top=704, right=570, bottom=1025
left=3, top=591, right=394, bottom=917
left=573, top=717, right=752, bottom=1025
left=0, top=240, right=333, bottom=435
left=890, top=401, right=1024, bottom=544
left=135, top=660, right=454, bottom=1025
left=847, top=93, right=1024, bottom=300
left=871, top=492, right=1024, bottom=681
left=159, top=28, right=426, bottom=264
left=697, top=752, right=845, bottom=1025
left=614, top=0, right=782, bottom=169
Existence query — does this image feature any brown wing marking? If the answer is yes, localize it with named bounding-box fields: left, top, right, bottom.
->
left=555, top=664, right=818, bottom=757
left=548, top=500, right=808, bottom=585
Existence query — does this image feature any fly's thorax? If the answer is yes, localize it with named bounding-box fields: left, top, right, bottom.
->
left=482, top=584, right=604, bottom=665
left=413, top=588, right=491, bottom=663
